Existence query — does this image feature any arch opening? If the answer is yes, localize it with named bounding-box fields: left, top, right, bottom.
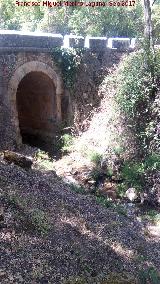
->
left=16, top=71, right=57, bottom=150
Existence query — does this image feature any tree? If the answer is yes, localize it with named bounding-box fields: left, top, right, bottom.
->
left=143, top=0, right=154, bottom=50
left=142, top=0, right=157, bottom=85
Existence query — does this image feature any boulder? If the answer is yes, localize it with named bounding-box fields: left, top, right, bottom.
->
left=125, top=188, right=138, bottom=202
left=3, top=150, right=33, bottom=169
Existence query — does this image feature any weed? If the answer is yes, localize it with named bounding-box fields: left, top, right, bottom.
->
left=35, top=149, right=55, bottom=169
left=52, top=47, right=84, bottom=89
left=63, top=273, right=137, bottom=284
left=144, top=153, right=160, bottom=171
left=36, top=149, right=49, bottom=160
left=136, top=254, right=147, bottom=263
left=115, top=204, right=128, bottom=217
left=4, top=192, right=50, bottom=235
left=121, top=161, right=145, bottom=191
left=95, top=196, right=113, bottom=208
left=5, top=192, right=27, bottom=211
left=116, top=183, right=127, bottom=198
left=141, top=209, right=160, bottom=224
left=119, top=153, right=160, bottom=194
left=138, top=267, right=160, bottom=284
left=89, top=167, right=103, bottom=183
left=69, top=183, right=86, bottom=194
left=88, top=152, right=103, bottom=166
left=61, top=134, right=73, bottom=153
left=106, top=167, right=113, bottom=178
left=113, top=146, right=125, bottom=156
left=29, top=209, right=50, bottom=235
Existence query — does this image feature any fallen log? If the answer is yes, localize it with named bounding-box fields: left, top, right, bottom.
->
left=3, top=150, right=33, bottom=169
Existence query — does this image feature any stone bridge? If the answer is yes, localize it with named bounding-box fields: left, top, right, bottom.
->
left=0, top=30, right=135, bottom=151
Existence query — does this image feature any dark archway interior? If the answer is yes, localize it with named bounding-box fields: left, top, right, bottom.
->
left=16, top=71, right=57, bottom=151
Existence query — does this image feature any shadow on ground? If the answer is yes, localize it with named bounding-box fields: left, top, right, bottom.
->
left=0, top=156, right=160, bottom=284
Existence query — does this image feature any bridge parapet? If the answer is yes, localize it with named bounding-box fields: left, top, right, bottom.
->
left=0, top=30, right=137, bottom=52
left=0, top=30, right=63, bottom=52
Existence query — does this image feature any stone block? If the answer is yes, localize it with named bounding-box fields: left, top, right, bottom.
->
left=130, top=38, right=136, bottom=49
left=63, top=35, right=84, bottom=48
left=108, top=38, right=130, bottom=50
left=85, top=36, right=107, bottom=50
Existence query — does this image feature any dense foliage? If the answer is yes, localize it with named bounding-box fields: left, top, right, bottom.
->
left=110, top=50, right=160, bottom=199
left=52, top=47, right=84, bottom=89
left=0, top=0, right=159, bottom=39
left=114, top=49, right=160, bottom=155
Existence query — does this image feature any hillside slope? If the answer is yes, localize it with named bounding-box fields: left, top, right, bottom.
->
left=0, top=149, right=160, bottom=283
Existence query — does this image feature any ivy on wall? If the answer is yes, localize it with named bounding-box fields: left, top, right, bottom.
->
left=52, top=47, right=85, bottom=90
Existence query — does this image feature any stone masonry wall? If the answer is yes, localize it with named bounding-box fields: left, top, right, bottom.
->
left=0, top=51, right=63, bottom=150
left=0, top=31, right=133, bottom=150
left=71, top=49, right=127, bottom=134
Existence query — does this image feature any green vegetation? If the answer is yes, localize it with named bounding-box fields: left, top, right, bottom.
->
left=35, top=149, right=50, bottom=160
left=35, top=149, right=55, bottom=169
left=29, top=208, right=50, bottom=235
left=138, top=267, right=160, bottom=284
left=113, top=146, right=125, bottom=156
left=119, top=153, right=160, bottom=193
left=0, top=0, right=143, bottom=37
left=117, top=183, right=127, bottom=198
left=141, top=209, right=160, bottom=224
left=88, top=152, right=103, bottom=166
left=115, top=50, right=160, bottom=154
left=52, top=47, right=84, bottom=89
left=64, top=272, right=137, bottom=284
left=95, top=195, right=113, bottom=208
left=4, top=191, right=50, bottom=235
left=61, top=133, right=74, bottom=153
left=121, top=161, right=146, bottom=191
left=69, top=183, right=86, bottom=194
left=89, top=167, right=103, bottom=184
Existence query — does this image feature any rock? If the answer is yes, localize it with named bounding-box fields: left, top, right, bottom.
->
left=103, top=190, right=117, bottom=200
left=3, top=150, right=33, bottom=169
left=125, top=188, right=138, bottom=202
left=87, top=180, right=96, bottom=185
left=99, top=182, right=118, bottom=200
left=103, top=181, right=116, bottom=191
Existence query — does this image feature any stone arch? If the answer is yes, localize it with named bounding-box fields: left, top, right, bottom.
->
left=7, top=61, right=63, bottom=145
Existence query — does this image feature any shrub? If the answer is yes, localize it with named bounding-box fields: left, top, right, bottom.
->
left=121, top=160, right=145, bottom=191
left=61, top=134, right=73, bottom=153
left=144, top=153, right=160, bottom=171
left=114, top=51, right=160, bottom=156
left=119, top=153, right=160, bottom=193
